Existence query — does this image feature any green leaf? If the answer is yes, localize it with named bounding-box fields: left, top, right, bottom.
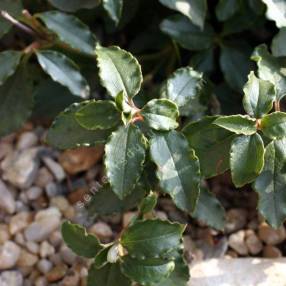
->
left=158, top=0, right=207, bottom=29
left=88, top=263, right=131, bottom=286
left=183, top=116, right=235, bottom=178
left=214, top=115, right=257, bottom=135
left=191, top=48, right=215, bottom=74
left=94, top=245, right=113, bottom=269
left=115, top=91, right=134, bottom=114
left=262, top=0, right=286, bottom=28
left=75, top=100, right=121, bottom=130
left=121, top=257, right=175, bottom=285
left=103, top=0, right=123, bottom=25
left=252, top=44, right=286, bottom=100
left=230, top=134, right=265, bottom=187
left=243, top=71, right=275, bottom=118
left=0, top=51, right=22, bottom=85
left=139, top=192, right=158, bottom=215
left=271, top=28, right=286, bottom=57
left=37, top=11, right=97, bottom=55
left=96, top=46, right=142, bottom=99
left=193, top=187, right=225, bottom=230
left=47, top=102, right=112, bottom=149
left=36, top=50, right=90, bottom=98
left=150, top=130, right=201, bottom=213
left=0, top=0, right=23, bottom=38
left=0, top=66, right=33, bottom=137
left=87, top=183, right=146, bottom=216
left=261, top=112, right=286, bottom=139
left=48, top=0, right=100, bottom=12
left=160, top=15, right=214, bottom=51
left=141, top=99, right=179, bottom=131
left=253, top=139, right=286, bottom=228
left=105, top=125, right=146, bottom=199
left=61, top=221, right=102, bottom=258
left=121, top=219, right=184, bottom=259
left=215, top=0, right=240, bottom=21
left=162, top=67, right=204, bottom=115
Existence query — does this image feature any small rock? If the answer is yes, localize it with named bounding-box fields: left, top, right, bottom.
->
left=39, top=241, right=55, bottom=258
left=258, top=223, right=286, bottom=245
left=245, top=230, right=263, bottom=255
left=225, top=209, right=248, bottom=234
left=49, top=253, right=63, bottom=266
left=89, top=222, right=113, bottom=240
left=0, top=271, right=23, bottom=286
left=45, top=182, right=61, bottom=198
left=14, top=233, right=25, bottom=246
left=17, top=249, right=38, bottom=267
left=46, top=265, right=67, bottom=282
left=9, top=212, right=32, bottom=235
left=60, top=245, right=77, bottom=265
left=228, top=230, right=248, bottom=256
left=263, top=245, right=282, bottom=258
left=60, top=270, right=80, bottom=286
left=42, top=156, right=66, bottom=182
left=26, top=241, right=39, bottom=254
left=37, top=259, right=53, bottom=274
left=59, top=146, right=103, bottom=175
left=156, top=211, right=168, bottom=220
left=17, top=132, right=38, bottom=150
left=2, top=148, right=39, bottom=188
left=0, top=241, right=21, bottom=270
left=26, top=187, right=43, bottom=200
left=0, top=142, right=13, bottom=161
left=68, top=187, right=88, bottom=205
left=0, top=180, right=16, bottom=214
left=34, top=167, right=54, bottom=188
left=35, top=276, right=48, bottom=286
left=0, top=224, right=10, bottom=244
left=50, top=196, right=70, bottom=213
left=123, top=212, right=137, bottom=228
left=63, top=206, right=76, bottom=220
left=49, top=231, right=62, bottom=248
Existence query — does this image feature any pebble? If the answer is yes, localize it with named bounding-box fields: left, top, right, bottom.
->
left=60, top=269, right=80, bottom=286
left=26, top=241, right=39, bottom=254
left=9, top=212, right=32, bottom=235
left=42, top=156, right=66, bottom=182
left=228, top=230, right=248, bottom=256
left=60, top=245, right=77, bottom=265
left=0, top=224, right=10, bottom=244
left=258, top=223, right=286, bottom=245
left=225, top=209, right=248, bottom=234
left=46, top=264, right=67, bottom=282
left=49, top=231, right=62, bottom=248
left=14, top=233, right=25, bottom=246
left=34, top=167, right=54, bottom=188
left=26, top=186, right=43, bottom=200
left=17, top=249, right=38, bottom=267
left=0, top=241, right=21, bottom=269
left=2, top=148, right=39, bottom=188
left=35, top=276, right=48, bottom=286
left=0, top=270, right=23, bottom=286
left=89, top=222, right=113, bottom=240
left=245, top=230, right=263, bottom=255
left=39, top=241, right=55, bottom=258
left=263, top=245, right=282, bottom=258
left=50, top=196, right=70, bottom=213
left=37, top=259, right=53, bottom=274
left=0, top=180, right=16, bottom=214
left=0, top=142, right=13, bottom=161
left=45, top=182, right=61, bottom=198
left=17, top=132, right=38, bottom=150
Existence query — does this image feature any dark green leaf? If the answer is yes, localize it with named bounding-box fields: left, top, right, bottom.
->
left=215, top=0, right=240, bottom=21
left=261, top=112, right=286, bottom=139
left=48, top=0, right=100, bottom=12
left=262, top=0, right=286, bottom=28
left=150, top=130, right=201, bottom=213
left=94, top=245, right=113, bottom=269
left=61, top=221, right=102, bottom=258
left=253, top=139, right=286, bottom=228
left=272, top=28, right=286, bottom=57
left=36, top=50, right=90, bottom=98
left=139, top=192, right=158, bottom=215
left=103, top=0, right=123, bottom=25
left=191, top=48, right=215, bottom=74
left=230, top=134, right=265, bottom=187
left=0, top=51, right=22, bottom=85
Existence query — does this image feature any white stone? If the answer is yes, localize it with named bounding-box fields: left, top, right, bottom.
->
left=42, top=156, right=66, bottom=182
left=0, top=180, right=15, bottom=214
left=17, top=132, right=38, bottom=150
left=26, top=186, right=43, bottom=200
left=37, top=259, right=53, bottom=274
left=0, top=270, right=23, bottom=286
left=0, top=241, right=21, bottom=270
left=39, top=241, right=55, bottom=258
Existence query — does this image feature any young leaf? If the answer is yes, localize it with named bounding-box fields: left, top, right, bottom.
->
left=121, top=219, right=185, bottom=259
left=214, top=115, right=257, bottom=135
left=36, top=50, right=90, bottom=98
left=115, top=91, right=133, bottom=114
left=230, top=134, right=265, bottom=187
left=141, top=99, right=179, bottom=131
left=183, top=116, right=235, bottom=178
left=150, top=130, right=201, bottom=213
left=48, top=0, right=100, bottom=12
left=193, top=187, right=225, bottom=230
left=271, top=28, right=286, bottom=57
left=94, top=245, right=113, bottom=269
left=102, top=0, right=123, bottom=25
left=121, top=257, right=175, bottom=285
left=252, top=44, right=286, bottom=100
left=37, top=11, right=97, bottom=55
left=160, top=15, right=214, bottom=51
left=105, top=125, right=146, bottom=199
left=61, top=221, right=102, bottom=258
left=215, top=0, right=240, bottom=21
left=261, top=112, right=286, bottom=139
left=158, top=0, right=207, bottom=29
left=88, top=263, right=131, bottom=286
left=0, top=51, right=22, bottom=85
left=262, top=0, right=286, bottom=28
left=75, top=100, right=121, bottom=130
left=96, top=46, right=142, bottom=99
left=47, top=102, right=112, bottom=149
left=243, top=72, right=275, bottom=118
left=0, top=66, right=33, bottom=137
left=139, top=192, right=158, bottom=215
left=253, top=139, right=286, bottom=228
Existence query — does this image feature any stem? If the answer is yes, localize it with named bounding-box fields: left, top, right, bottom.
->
left=275, top=100, right=281, bottom=112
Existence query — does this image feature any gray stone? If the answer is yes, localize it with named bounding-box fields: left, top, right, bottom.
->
left=42, top=156, right=66, bottom=182
left=37, top=259, right=53, bottom=274
left=45, top=182, right=61, bottom=198
left=26, top=186, right=43, bottom=200
left=0, top=180, right=15, bottom=214
left=17, top=132, right=38, bottom=150
left=0, top=241, right=21, bottom=270
left=0, top=271, right=23, bottom=286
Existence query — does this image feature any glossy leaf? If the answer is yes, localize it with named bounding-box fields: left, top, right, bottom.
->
left=159, top=0, right=207, bottom=29
left=150, top=130, right=201, bottom=213
left=0, top=51, right=22, bottom=85
left=262, top=0, right=286, bottom=28
left=105, top=125, right=146, bottom=199
left=271, top=28, right=286, bottom=57
left=214, top=115, right=257, bottom=135
left=36, top=50, right=90, bottom=98
left=252, top=44, right=286, bottom=100
left=139, top=192, right=158, bottom=215
left=183, top=116, right=235, bottom=178
left=48, top=0, right=100, bottom=12
left=61, top=221, right=102, bottom=258
left=141, top=99, right=179, bottom=131
left=121, top=219, right=185, bottom=259
left=96, top=46, right=142, bottom=98
left=230, top=134, right=265, bottom=187
left=94, top=245, right=112, bottom=269
left=193, top=187, right=225, bottom=230
left=191, top=48, right=215, bottom=74
left=37, top=11, right=97, bottom=55
left=261, top=112, right=286, bottom=139
left=47, top=102, right=112, bottom=149
left=75, top=100, right=121, bottom=130
left=253, top=139, right=286, bottom=228
left=243, top=71, right=275, bottom=118
left=215, top=0, right=240, bottom=21
left=103, top=0, right=123, bottom=24
left=160, top=15, right=214, bottom=51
